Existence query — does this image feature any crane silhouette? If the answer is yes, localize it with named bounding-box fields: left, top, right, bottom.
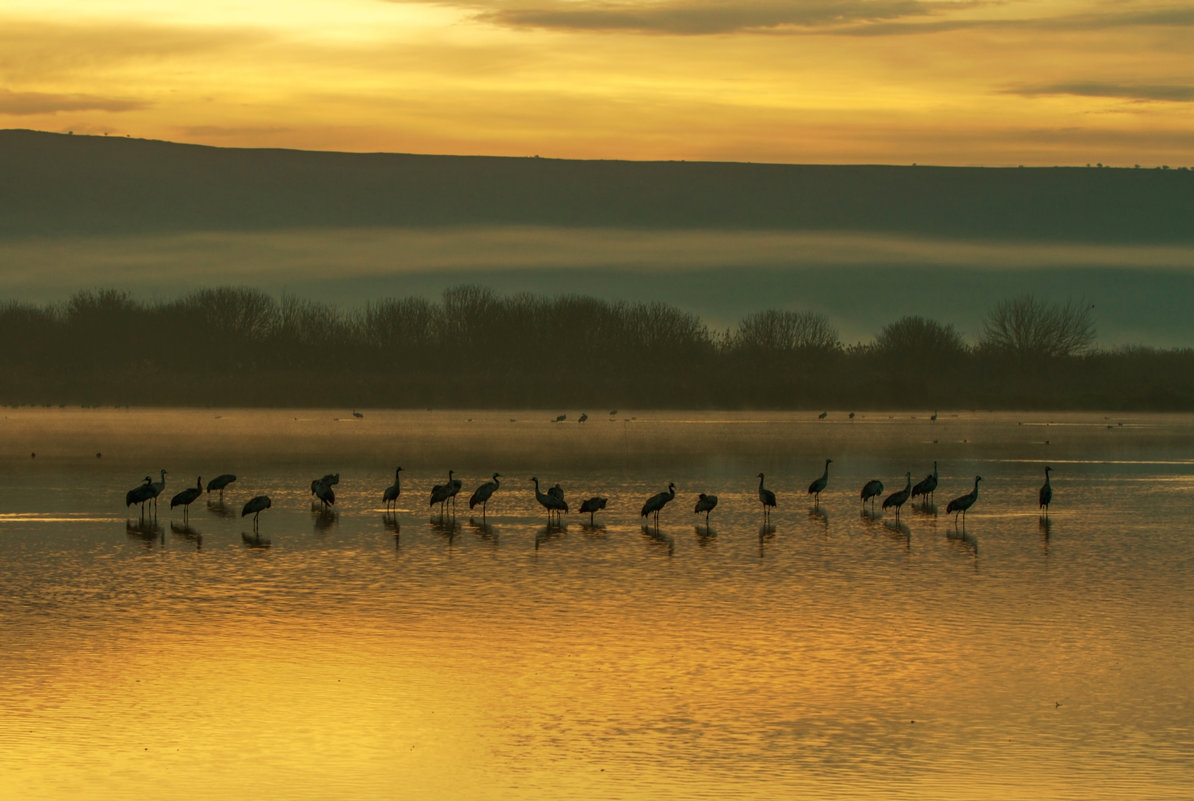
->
left=311, top=477, right=335, bottom=510
left=448, top=472, right=463, bottom=511
left=757, top=473, right=777, bottom=520
left=206, top=473, right=237, bottom=499
left=430, top=470, right=456, bottom=516
left=860, top=479, right=884, bottom=512
left=882, top=473, right=913, bottom=518
left=694, top=493, right=718, bottom=523
left=910, top=462, right=938, bottom=505
left=148, top=469, right=167, bottom=512
left=125, top=476, right=154, bottom=518
left=241, top=495, right=271, bottom=531
left=808, top=459, right=832, bottom=505
left=1039, top=466, right=1052, bottom=518
left=469, top=473, right=501, bottom=517
left=946, top=475, right=982, bottom=525
left=579, top=496, right=607, bottom=524
left=170, top=476, right=203, bottom=522
left=383, top=467, right=403, bottom=512
left=531, top=476, right=568, bottom=521
left=641, top=482, right=676, bottom=525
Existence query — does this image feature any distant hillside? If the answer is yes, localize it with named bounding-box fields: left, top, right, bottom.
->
left=2, top=129, right=1192, bottom=244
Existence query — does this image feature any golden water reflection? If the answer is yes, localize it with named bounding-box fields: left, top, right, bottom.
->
left=1, top=409, right=1192, bottom=800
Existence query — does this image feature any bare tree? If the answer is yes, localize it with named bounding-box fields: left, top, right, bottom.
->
left=980, top=295, right=1095, bottom=358
left=732, top=309, right=839, bottom=352
left=876, top=316, right=967, bottom=361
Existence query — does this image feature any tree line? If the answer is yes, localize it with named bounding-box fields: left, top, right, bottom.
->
left=1, top=285, right=1191, bottom=410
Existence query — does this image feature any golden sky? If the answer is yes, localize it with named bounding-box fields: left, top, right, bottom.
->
left=2, top=0, right=1191, bottom=165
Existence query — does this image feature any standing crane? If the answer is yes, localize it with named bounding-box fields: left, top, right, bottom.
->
left=170, top=476, right=203, bottom=522
left=579, top=496, right=607, bottom=524
left=430, top=470, right=455, bottom=516
left=1039, top=466, right=1053, bottom=518
left=469, top=473, right=502, bottom=518
left=860, top=479, right=884, bottom=512
left=756, top=473, right=777, bottom=520
left=946, top=475, right=983, bottom=525
left=882, top=473, right=913, bottom=519
left=382, top=467, right=403, bottom=512
left=206, top=473, right=237, bottom=499
left=808, top=459, right=832, bottom=505
left=126, top=476, right=154, bottom=518
left=640, top=482, right=676, bottom=525
left=241, top=495, right=272, bottom=531
left=910, top=462, right=938, bottom=505
left=148, top=469, right=167, bottom=512
left=694, top=493, right=718, bottom=523
left=531, top=477, right=568, bottom=521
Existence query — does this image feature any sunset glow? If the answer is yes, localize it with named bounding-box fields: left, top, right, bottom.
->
left=3, top=0, right=1191, bottom=165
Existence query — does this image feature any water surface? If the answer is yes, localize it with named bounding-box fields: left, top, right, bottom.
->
left=2, top=408, right=1192, bottom=800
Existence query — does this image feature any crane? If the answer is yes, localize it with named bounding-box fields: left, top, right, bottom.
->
left=808, top=459, right=832, bottom=505
left=383, top=467, right=403, bottom=512
left=170, top=476, right=203, bottom=522
left=946, top=475, right=983, bottom=524
left=641, top=482, right=676, bottom=525
left=469, top=473, right=501, bottom=517
left=694, top=493, right=718, bottom=523
left=882, top=473, right=913, bottom=518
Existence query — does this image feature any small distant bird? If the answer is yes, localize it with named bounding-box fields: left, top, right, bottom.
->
left=946, top=475, right=983, bottom=524
left=808, top=458, right=832, bottom=504
left=930, top=410, right=938, bottom=422
left=170, top=476, right=203, bottom=522
left=849, top=412, right=855, bottom=420
left=882, top=473, right=913, bottom=518
left=241, top=495, right=271, bottom=531
left=641, top=482, right=676, bottom=524
left=469, top=472, right=501, bottom=517
left=553, top=414, right=567, bottom=423
left=818, top=411, right=828, bottom=420
left=609, top=409, right=618, bottom=416
left=757, top=473, right=777, bottom=519
left=383, top=467, right=403, bottom=512
left=1039, top=466, right=1053, bottom=517
left=861, top=479, right=884, bottom=511
left=578, top=413, right=588, bottom=424
left=352, top=410, right=364, bottom=418
left=206, top=473, right=237, bottom=499
left=910, top=462, right=938, bottom=504
left=579, top=496, right=607, bottom=524
left=694, top=493, right=718, bottom=523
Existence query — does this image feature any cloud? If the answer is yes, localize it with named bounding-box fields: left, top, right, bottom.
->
left=407, top=0, right=1194, bottom=37
left=464, top=0, right=939, bottom=35
left=1005, top=82, right=1194, bottom=104
left=0, top=89, right=146, bottom=115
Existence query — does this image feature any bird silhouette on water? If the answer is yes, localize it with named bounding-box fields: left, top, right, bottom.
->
left=860, top=479, right=884, bottom=512
left=170, top=476, right=203, bottom=522
left=311, top=476, right=336, bottom=510
left=882, top=473, right=913, bottom=519
left=469, top=473, right=501, bottom=517
left=641, top=482, right=676, bottom=525
left=206, top=473, right=237, bottom=499
left=531, top=477, right=568, bottom=521
left=579, top=496, right=607, bottom=524
left=756, top=473, right=777, bottom=520
left=946, top=476, right=982, bottom=525
left=430, top=470, right=456, bottom=516
left=126, top=476, right=155, bottom=518
left=383, top=467, right=403, bottom=512
left=694, top=493, right=718, bottom=523
left=910, top=462, right=938, bottom=506
left=1039, top=466, right=1053, bottom=518
left=241, top=495, right=271, bottom=532
left=808, top=459, right=832, bottom=505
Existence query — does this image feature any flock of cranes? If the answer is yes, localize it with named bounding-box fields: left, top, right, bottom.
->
left=123, top=461, right=1056, bottom=537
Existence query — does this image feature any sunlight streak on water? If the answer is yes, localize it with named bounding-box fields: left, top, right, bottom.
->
left=1, top=409, right=1192, bottom=800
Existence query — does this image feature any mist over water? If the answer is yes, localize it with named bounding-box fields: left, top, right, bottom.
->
left=2, top=408, right=1192, bottom=800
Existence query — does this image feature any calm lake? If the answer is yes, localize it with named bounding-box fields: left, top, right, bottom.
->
left=2, top=408, right=1192, bottom=800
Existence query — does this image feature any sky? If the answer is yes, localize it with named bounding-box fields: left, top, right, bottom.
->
left=2, top=0, right=1192, bottom=166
